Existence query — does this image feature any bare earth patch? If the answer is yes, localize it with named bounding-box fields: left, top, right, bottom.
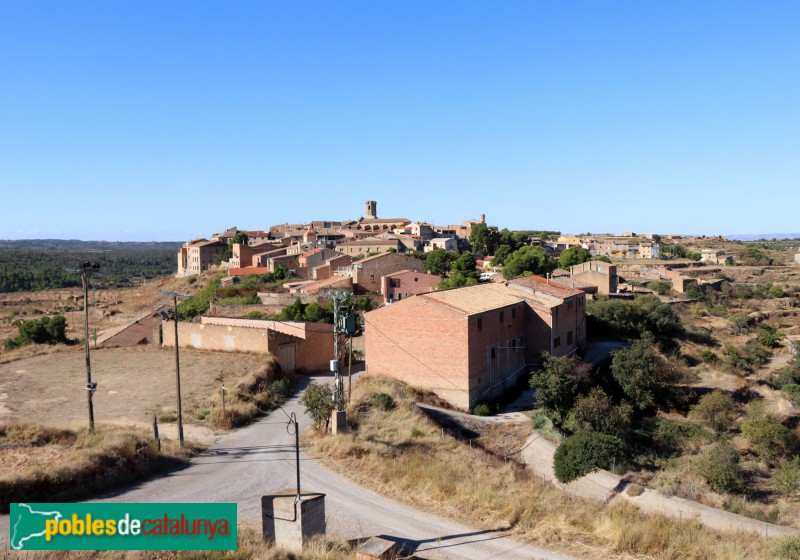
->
left=0, top=345, right=268, bottom=432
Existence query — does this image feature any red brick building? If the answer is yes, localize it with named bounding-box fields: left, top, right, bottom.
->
left=364, top=277, right=586, bottom=409
left=340, top=253, right=424, bottom=294
left=381, top=269, right=441, bottom=303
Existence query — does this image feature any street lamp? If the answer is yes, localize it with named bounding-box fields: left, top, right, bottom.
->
left=162, top=290, right=190, bottom=445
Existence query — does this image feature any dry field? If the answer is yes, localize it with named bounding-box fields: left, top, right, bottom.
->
left=0, top=345, right=268, bottom=440
left=0, top=274, right=201, bottom=344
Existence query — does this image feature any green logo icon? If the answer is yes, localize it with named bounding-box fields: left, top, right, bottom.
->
left=9, top=503, right=237, bottom=550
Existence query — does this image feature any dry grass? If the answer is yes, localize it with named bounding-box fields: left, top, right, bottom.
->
left=208, top=358, right=293, bottom=429
left=1, top=524, right=356, bottom=560
left=304, top=375, right=781, bottom=560
left=0, top=422, right=202, bottom=513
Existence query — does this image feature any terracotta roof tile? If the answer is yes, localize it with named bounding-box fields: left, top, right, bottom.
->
left=421, top=283, right=523, bottom=315
left=508, top=275, right=584, bottom=300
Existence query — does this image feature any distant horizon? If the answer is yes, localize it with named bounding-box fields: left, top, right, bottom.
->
left=2, top=232, right=800, bottom=244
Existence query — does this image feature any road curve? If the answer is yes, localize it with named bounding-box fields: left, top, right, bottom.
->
left=2, top=380, right=574, bottom=560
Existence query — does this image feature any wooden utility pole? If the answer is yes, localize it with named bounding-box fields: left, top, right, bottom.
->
left=75, top=262, right=100, bottom=433
left=162, top=290, right=190, bottom=445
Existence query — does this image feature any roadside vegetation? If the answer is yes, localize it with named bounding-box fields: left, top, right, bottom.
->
left=304, top=375, right=785, bottom=560
left=0, top=422, right=201, bottom=512
left=536, top=281, right=800, bottom=527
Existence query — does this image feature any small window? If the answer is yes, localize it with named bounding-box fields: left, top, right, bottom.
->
left=491, top=347, right=496, bottom=359
left=512, top=306, right=516, bottom=319
left=567, top=331, right=573, bottom=345
left=500, top=310, right=504, bottom=322
left=567, top=300, right=573, bottom=309
left=554, top=336, right=561, bottom=348
left=477, top=318, right=483, bottom=331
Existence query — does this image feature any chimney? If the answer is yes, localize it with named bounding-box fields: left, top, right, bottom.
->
left=480, top=213, right=485, bottom=224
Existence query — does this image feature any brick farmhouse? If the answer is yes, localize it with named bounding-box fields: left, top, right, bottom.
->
left=365, top=276, right=587, bottom=409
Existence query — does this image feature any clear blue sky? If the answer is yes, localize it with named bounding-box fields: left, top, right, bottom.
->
left=1, top=1, right=798, bottom=241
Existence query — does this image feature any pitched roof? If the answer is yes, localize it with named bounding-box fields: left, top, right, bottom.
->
left=339, top=238, right=400, bottom=247
left=420, top=283, right=523, bottom=315
left=508, top=275, right=584, bottom=300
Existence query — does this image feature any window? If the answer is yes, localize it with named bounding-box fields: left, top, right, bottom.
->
left=567, top=331, right=573, bottom=345
left=491, top=347, right=496, bottom=359
left=554, top=336, right=561, bottom=348
left=512, top=306, right=516, bottom=319
left=477, top=318, right=483, bottom=331
left=567, top=300, right=573, bottom=309
left=500, top=310, right=504, bottom=322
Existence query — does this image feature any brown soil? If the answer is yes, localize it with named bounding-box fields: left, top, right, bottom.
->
left=0, top=345, right=267, bottom=432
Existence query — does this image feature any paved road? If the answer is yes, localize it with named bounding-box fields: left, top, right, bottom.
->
left=2, top=379, right=574, bottom=560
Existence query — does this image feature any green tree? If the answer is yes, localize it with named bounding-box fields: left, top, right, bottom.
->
left=610, top=338, right=679, bottom=410
left=468, top=223, right=498, bottom=257
left=689, top=390, right=735, bottom=432
left=564, top=387, right=632, bottom=438
left=493, top=244, right=513, bottom=265
left=698, top=440, right=742, bottom=493
left=553, top=430, right=625, bottom=483
left=502, top=246, right=552, bottom=279
left=303, top=302, right=334, bottom=323
left=771, top=457, right=800, bottom=497
left=741, top=402, right=789, bottom=464
left=438, top=272, right=478, bottom=290
left=558, top=247, right=593, bottom=269
left=231, top=231, right=249, bottom=246
left=5, top=315, right=69, bottom=349
left=529, top=355, right=590, bottom=425
left=299, top=382, right=335, bottom=432
left=424, top=249, right=453, bottom=276
left=276, top=298, right=306, bottom=321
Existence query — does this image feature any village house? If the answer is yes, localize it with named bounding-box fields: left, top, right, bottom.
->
left=569, top=260, right=619, bottom=295
left=381, top=270, right=441, bottom=303
left=335, top=238, right=402, bottom=256
left=177, top=238, right=227, bottom=277
left=364, top=276, right=586, bottom=409
left=700, top=249, right=733, bottom=265
left=162, top=316, right=333, bottom=374
left=338, top=252, right=424, bottom=294
left=424, top=237, right=458, bottom=252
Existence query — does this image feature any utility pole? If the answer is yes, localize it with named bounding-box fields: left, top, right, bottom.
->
left=162, top=290, right=190, bottom=445
left=69, top=262, right=100, bottom=433
left=323, top=291, right=357, bottom=432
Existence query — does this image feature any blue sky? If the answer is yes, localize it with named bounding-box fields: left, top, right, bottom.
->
left=1, top=1, right=798, bottom=241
